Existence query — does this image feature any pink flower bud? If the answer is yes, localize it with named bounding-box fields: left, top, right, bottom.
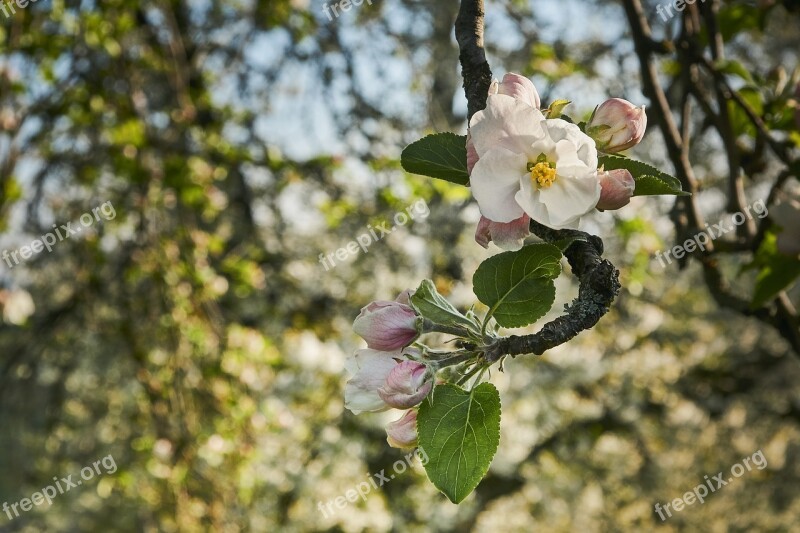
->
left=344, top=349, right=401, bottom=414
left=490, top=73, right=541, bottom=110
left=386, top=410, right=418, bottom=449
left=586, top=98, right=647, bottom=153
left=378, top=361, right=432, bottom=409
left=353, top=299, right=420, bottom=351
left=597, top=169, right=635, bottom=210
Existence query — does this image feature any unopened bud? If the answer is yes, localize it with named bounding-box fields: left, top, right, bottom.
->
left=586, top=98, right=647, bottom=153
left=597, top=169, right=635, bottom=210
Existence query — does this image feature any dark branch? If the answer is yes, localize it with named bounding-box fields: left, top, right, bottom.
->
left=455, top=0, right=492, bottom=122
left=485, top=223, right=621, bottom=360
left=623, top=0, right=799, bottom=355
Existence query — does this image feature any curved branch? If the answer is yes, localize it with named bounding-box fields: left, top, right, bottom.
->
left=485, top=223, right=621, bottom=360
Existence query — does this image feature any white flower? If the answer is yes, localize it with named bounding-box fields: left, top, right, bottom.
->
left=469, top=94, right=601, bottom=230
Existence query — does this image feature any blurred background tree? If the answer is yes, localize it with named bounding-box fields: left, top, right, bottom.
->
left=0, top=0, right=798, bottom=531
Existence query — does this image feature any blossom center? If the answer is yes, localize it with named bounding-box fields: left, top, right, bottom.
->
left=528, top=155, right=557, bottom=189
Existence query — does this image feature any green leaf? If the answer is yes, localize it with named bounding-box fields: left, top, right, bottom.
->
left=472, top=243, right=561, bottom=328
left=401, top=133, right=469, bottom=186
left=750, top=231, right=800, bottom=308
left=417, top=383, right=501, bottom=504
left=598, top=155, right=691, bottom=197
left=714, top=59, right=754, bottom=84
left=410, top=279, right=475, bottom=328
left=728, top=87, right=764, bottom=139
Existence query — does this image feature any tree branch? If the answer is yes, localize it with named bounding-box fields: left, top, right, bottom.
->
left=485, top=223, right=621, bottom=360
left=455, top=0, right=492, bottom=122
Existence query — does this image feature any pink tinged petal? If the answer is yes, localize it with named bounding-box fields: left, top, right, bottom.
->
left=353, top=300, right=419, bottom=351
left=495, top=73, right=541, bottom=109
left=344, top=349, right=400, bottom=414
left=378, top=361, right=433, bottom=409
left=468, top=95, right=546, bottom=158
left=475, top=216, right=492, bottom=248
left=474, top=215, right=530, bottom=251
left=386, top=410, right=418, bottom=449
left=597, top=169, right=635, bottom=210
left=470, top=147, right=528, bottom=223
left=466, top=134, right=479, bottom=175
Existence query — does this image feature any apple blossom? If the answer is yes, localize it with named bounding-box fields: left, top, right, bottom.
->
left=597, top=169, right=635, bottom=210
left=586, top=98, right=647, bottom=153
left=467, top=73, right=542, bottom=248
left=344, top=348, right=402, bottom=414
left=353, top=296, right=420, bottom=351
left=386, top=410, right=419, bottom=449
left=469, top=94, right=601, bottom=230
left=378, top=360, right=433, bottom=409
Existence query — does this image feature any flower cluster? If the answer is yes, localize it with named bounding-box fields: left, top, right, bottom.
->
left=345, top=291, right=431, bottom=448
left=468, top=73, right=646, bottom=250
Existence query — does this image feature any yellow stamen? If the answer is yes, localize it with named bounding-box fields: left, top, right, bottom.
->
left=530, top=161, right=557, bottom=189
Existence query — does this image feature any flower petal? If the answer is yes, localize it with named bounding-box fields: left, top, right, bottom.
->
left=495, top=73, right=541, bottom=109
left=386, top=410, right=418, bottom=449
left=466, top=134, right=480, bottom=175
left=474, top=215, right=530, bottom=250
left=547, top=120, right=598, bottom=170
left=469, top=95, right=546, bottom=157
left=470, top=147, right=527, bottom=223
left=535, top=174, right=601, bottom=228
left=515, top=175, right=552, bottom=227
left=344, top=349, right=399, bottom=414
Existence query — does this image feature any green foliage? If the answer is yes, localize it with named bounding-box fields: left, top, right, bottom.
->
left=410, top=279, right=475, bottom=328
left=728, top=87, right=765, bottom=138
left=401, top=133, right=470, bottom=186
left=473, top=243, right=562, bottom=328
left=417, top=383, right=501, bottom=503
